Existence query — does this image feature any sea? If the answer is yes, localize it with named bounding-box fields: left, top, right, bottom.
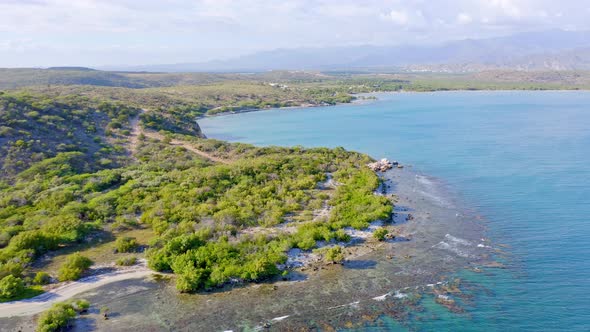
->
left=197, top=91, right=590, bottom=331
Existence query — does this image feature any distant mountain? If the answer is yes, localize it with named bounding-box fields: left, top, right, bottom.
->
left=106, top=29, right=590, bottom=72
left=405, top=47, right=590, bottom=72
left=509, top=48, right=590, bottom=71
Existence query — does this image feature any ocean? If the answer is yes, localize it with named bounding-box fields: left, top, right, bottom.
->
left=199, top=91, right=590, bottom=331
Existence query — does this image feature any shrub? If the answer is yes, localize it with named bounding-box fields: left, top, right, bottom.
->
left=373, top=228, right=388, bottom=241
left=36, top=302, right=77, bottom=332
left=71, top=299, right=90, bottom=313
left=58, top=253, right=93, bottom=281
left=116, top=256, right=137, bottom=266
left=0, top=275, right=25, bottom=299
left=324, top=246, right=345, bottom=264
left=0, top=260, right=24, bottom=279
left=33, top=271, right=51, bottom=285
left=115, top=237, right=138, bottom=253
left=334, top=229, right=351, bottom=243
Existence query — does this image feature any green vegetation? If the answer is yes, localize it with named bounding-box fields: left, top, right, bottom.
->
left=36, top=299, right=89, bottom=332
left=373, top=228, right=388, bottom=241
left=1, top=123, right=390, bottom=292
left=72, top=299, right=90, bottom=312
left=1, top=67, right=585, bottom=299
left=0, top=274, right=44, bottom=302
left=141, top=144, right=391, bottom=291
left=0, top=92, right=141, bottom=178
left=3, top=68, right=590, bottom=92
left=57, top=253, right=93, bottom=281
left=324, top=246, right=345, bottom=264
left=114, top=236, right=138, bottom=253
left=33, top=271, right=51, bottom=285
left=0, top=275, right=24, bottom=299
left=0, top=73, right=400, bottom=295
left=116, top=256, right=137, bottom=266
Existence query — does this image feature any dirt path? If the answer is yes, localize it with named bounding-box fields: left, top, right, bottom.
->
left=0, top=266, right=155, bottom=318
left=142, top=131, right=231, bottom=164
left=129, top=109, right=230, bottom=164
left=128, top=111, right=143, bottom=155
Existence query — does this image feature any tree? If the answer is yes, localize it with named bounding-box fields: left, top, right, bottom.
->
left=0, top=275, right=25, bottom=299
left=58, top=253, right=93, bottom=281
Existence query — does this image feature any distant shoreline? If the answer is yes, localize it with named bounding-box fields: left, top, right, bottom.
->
left=198, top=88, right=590, bottom=119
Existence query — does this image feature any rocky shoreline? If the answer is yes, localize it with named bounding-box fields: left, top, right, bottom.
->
left=0, top=165, right=499, bottom=332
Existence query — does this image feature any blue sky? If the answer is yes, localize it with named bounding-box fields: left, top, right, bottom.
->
left=0, top=0, right=588, bottom=67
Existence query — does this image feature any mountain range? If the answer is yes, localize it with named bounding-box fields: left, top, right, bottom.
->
left=103, top=29, right=590, bottom=73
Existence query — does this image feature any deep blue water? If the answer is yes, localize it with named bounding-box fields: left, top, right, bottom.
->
left=199, top=91, right=590, bottom=331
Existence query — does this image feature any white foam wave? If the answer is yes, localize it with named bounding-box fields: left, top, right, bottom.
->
left=373, top=290, right=408, bottom=302
left=417, top=190, right=452, bottom=208
left=445, top=234, right=473, bottom=246
left=415, top=174, right=434, bottom=185
left=432, top=241, right=472, bottom=258
left=393, top=291, right=408, bottom=299
left=372, top=293, right=390, bottom=301
left=271, top=315, right=289, bottom=322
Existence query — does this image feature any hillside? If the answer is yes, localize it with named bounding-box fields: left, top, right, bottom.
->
left=0, top=92, right=140, bottom=179
left=0, top=69, right=333, bottom=90
left=0, top=85, right=393, bottom=301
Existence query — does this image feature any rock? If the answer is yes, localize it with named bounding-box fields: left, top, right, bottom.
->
left=367, top=158, right=394, bottom=172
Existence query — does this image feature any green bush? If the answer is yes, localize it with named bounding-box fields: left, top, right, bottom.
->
left=373, top=228, right=388, bottom=241
left=0, top=260, right=24, bottom=279
left=0, top=275, right=25, bottom=299
left=329, top=168, right=392, bottom=230
left=324, top=246, right=345, bottom=264
left=33, top=271, right=51, bottom=285
left=57, top=253, right=93, bottom=281
left=36, top=302, right=77, bottom=332
left=71, top=299, right=90, bottom=313
left=115, top=237, right=138, bottom=253
left=116, top=256, right=137, bottom=266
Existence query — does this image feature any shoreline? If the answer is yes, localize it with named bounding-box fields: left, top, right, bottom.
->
left=48, top=168, right=495, bottom=331
left=0, top=166, right=498, bottom=331
left=198, top=89, right=590, bottom=119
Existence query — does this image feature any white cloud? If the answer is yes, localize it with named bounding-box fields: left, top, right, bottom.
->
left=457, top=13, right=473, bottom=24
left=0, top=0, right=589, bottom=66
left=488, top=0, right=522, bottom=18
left=382, top=9, right=409, bottom=25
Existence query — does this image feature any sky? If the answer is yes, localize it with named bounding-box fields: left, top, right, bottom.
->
left=0, top=0, right=589, bottom=67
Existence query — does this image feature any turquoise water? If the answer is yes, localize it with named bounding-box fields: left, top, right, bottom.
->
left=200, top=91, right=590, bottom=331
